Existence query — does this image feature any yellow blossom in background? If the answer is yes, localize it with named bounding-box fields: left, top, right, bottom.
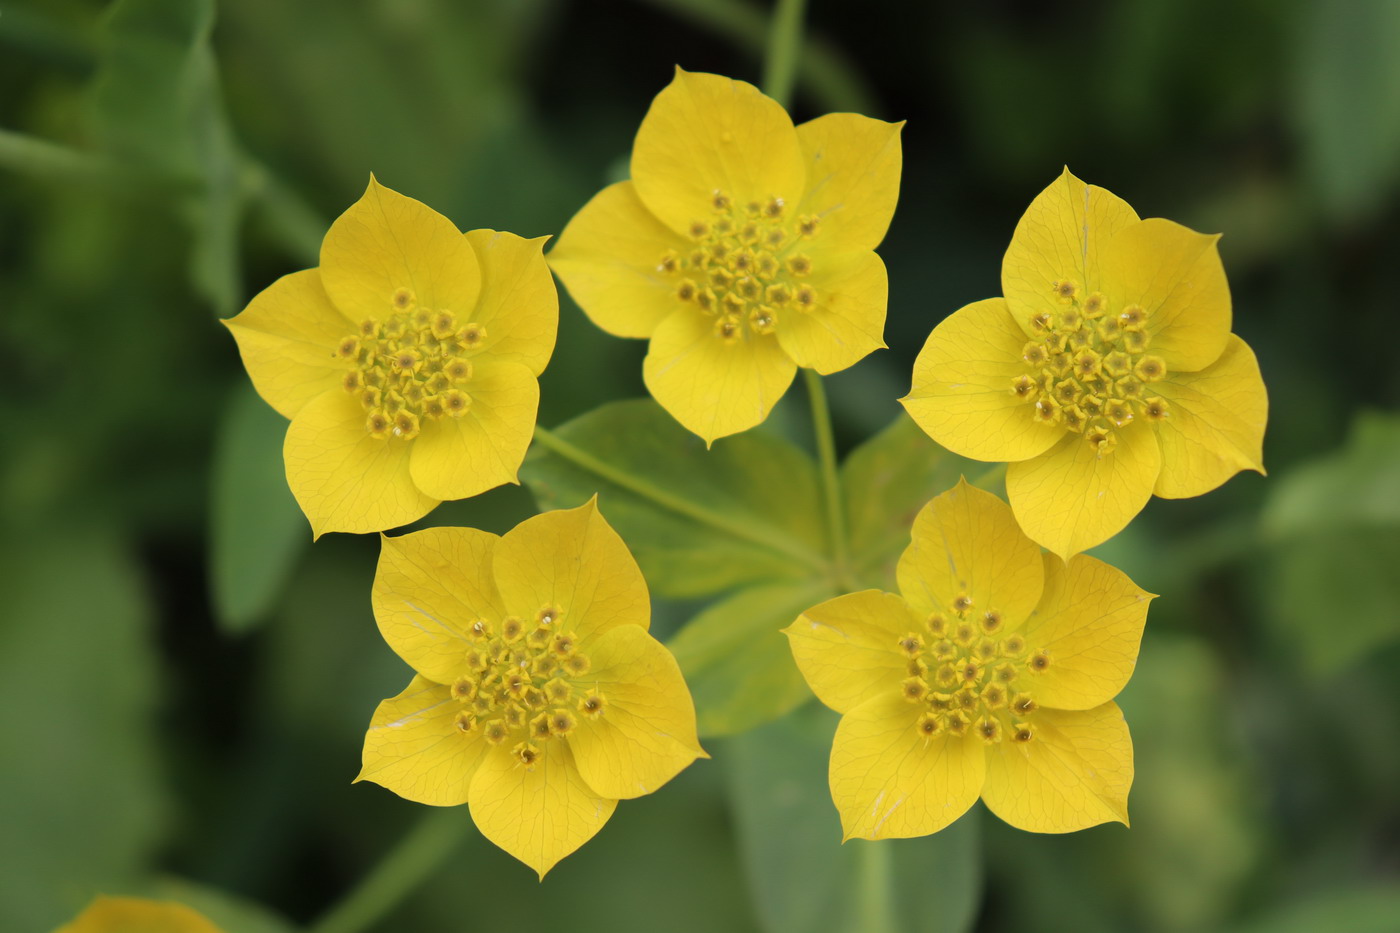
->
left=224, top=177, right=557, bottom=536
left=784, top=480, right=1152, bottom=839
left=549, top=67, right=901, bottom=444
left=357, top=499, right=706, bottom=877
left=54, top=897, right=222, bottom=933
left=902, top=168, right=1267, bottom=558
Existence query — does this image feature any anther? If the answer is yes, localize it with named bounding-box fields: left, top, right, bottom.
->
left=711, top=190, right=731, bottom=212
left=915, top=712, right=942, bottom=738
left=483, top=719, right=508, bottom=745
left=1134, top=356, right=1166, bottom=382
left=763, top=196, right=785, bottom=219
left=442, top=389, right=471, bottom=417
left=926, top=613, right=948, bottom=635
left=1085, top=423, right=1117, bottom=456
left=786, top=254, right=812, bottom=277
left=1022, top=342, right=1048, bottom=366
left=1011, top=692, right=1037, bottom=714
left=981, top=683, right=1007, bottom=709
left=1119, top=304, right=1146, bottom=328
left=1143, top=396, right=1170, bottom=421
left=460, top=323, right=486, bottom=347
left=995, top=662, right=1018, bottom=683
left=748, top=307, right=776, bottom=335
left=336, top=337, right=360, bottom=360
left=897, top=634, right=923, bottom=656
left=563, top=653, right=591, bottom=676
left=1082, top=293, right=1106, bottom=318
left=392, top=411, right=420, bottom=440
left=579, top=691, right=606, bottom=718
left=934, top=664, right=958, bottom=689
left=952, top=594, right=974, bottom=615
left=1105, top=398, right=1133, bottom=427
left=945, top=711, right=970, bottom=737
left=445, top=358, right=472, bottom=382
left=714, top=315, right=742, bottom=343
left=454, top=711, right=476, bottom=734
left=794, top=284, right=816, bottom=311
left=1029, top=652, right=1051, bottom=673
left=1010, top=374, right=1038, bottom=399
left=1054, top=379, right=1081, bottom=406
left=392, top=288, right=414, bottom=310
left=544, top=678, right=572, bottom=705
left=1033, top=397, right=1061, bottom=424
left=976, top=716, right=1002, bottom=744
left=549, top=709, right=577, bottom=736
left=450, top=676, right=478, bottom=701
left=1051, top=279, right=1079, bottom=303
left=366, top=410, right=392, bottom=439
left=1000, top=636, right=1025, bottom=657
left=1012, top=723, right=1034, bottom=743
left=982, top=610, right=1003, bottom=633
left=1122, top=329, right=1150, bottom=353
left=689, top=220, right=710, bottom=239
left=513, top=741, right=541, bottom=769
left=952, top=621, right=976, bottom=646
left=901, top=677, right=929, bottom=703
left=798, top=214, right=820, bottom=237
left=677, top=279, right=697, bottom=302
left=1073, top=348, right=1102, bottom=377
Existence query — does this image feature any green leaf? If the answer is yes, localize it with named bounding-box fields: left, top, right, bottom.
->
left=209, top=384, right=306, bottom=635
left=1259, top=411, right=1400, bottom=675
left=524, top=399, right=829, bottom=598
left=725, top=704, right=981, bottom=933
left=90, top=0, right=245, bottom=315
left=0, top=527, right=168, bottom=931
left=1294, top=0, right=1400, bottom=225
left=1233, top=886, right=1400, bottom=933
left=669, top=582, right=834, bottom=737
left=842, top=412, right=998, bottom=589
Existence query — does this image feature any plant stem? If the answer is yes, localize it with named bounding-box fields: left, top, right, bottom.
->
left=0, top=128, right=114, bottom=181
left=761, top=0, right=808, bottom=109
left=532, top=425, right=828, bottom=572
left=308, top=810, right=466, bottom=933
left=802, top=370, right=854, bottom=590
left=854, top=841, right=898, bottom=933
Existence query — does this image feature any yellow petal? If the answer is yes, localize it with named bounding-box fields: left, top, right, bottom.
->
left=468, top=738, right=617, bottom=878
left=830, top=692, right=985, bottom=840
left=1018, top=554, right=1153, bottom=709
left=222, top=269, right=353, bottom=419
left=782, top=589, right=922, bottom=714
left=896, top=479, right=1045, bottom=626
left=463, top=230, right=558, bottom=376
left=643, top=307, right=797, bottom=444
left=631, top=68, right=806, bottom=237
left=548, top=180, right=689, bottom=338
left=792, top=113, right=903, bottom=253
left=356, top=674, right=489, bottom=807
left=58, top=896, right=223, bottom=933
left=373, top=527, right=506, bottom=684
left=774, top=250, right=888, bottom=374
left=567, top=623, right=705, bottom=800
left=901, top=298, right=1066, bottom=462
left=319, top=176, right=481, bottom=324
left=1099, top=218, right=1230, bottom=372
left=491, top=499, right=649, bottom=639
left=1006, top=425, right=1162, bottom=560
left=1153, top=334, right=1268, bottom=498
left=408, top=360, right=539, bottom=501
left=981, top=703, right=1133, bottom=833
left=1001, top=167, right=1140, bottom=336
left=284, top=388, right=436, bottom=537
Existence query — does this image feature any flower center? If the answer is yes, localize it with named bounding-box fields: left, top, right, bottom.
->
left=656, top=191, right=822, bottom=344
left=898, top=596, right=1049, bottom=745
left=336, top=287, right=484, bottom=439
left=446, top=606, right=604, bottom=770
left=1011, top=281, right=1171, bottom=455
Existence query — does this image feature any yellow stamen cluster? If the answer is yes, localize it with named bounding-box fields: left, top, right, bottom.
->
left=657, top=190, right=822, bottom=344
left=899, top=598, right=1049, bottom=745
left=447, top=606, right=604, bottom=770
left=336, top=287, right=484, bottom=439
left=1012, top=281, right=1171, bottom=456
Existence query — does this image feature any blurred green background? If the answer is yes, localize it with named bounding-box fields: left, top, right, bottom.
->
left=3, top=0, right=1399, bottom=930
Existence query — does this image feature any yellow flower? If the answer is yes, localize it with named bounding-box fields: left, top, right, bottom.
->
left=357, top=499, right=706, bottom=877
left=783, top=480, right=1152, bottom=838
left=902, top=168, right=1267, bottom=558
left=549, top=67, right=901, bottom=444
left=224, top=177, right=557, bottom=536
left=55, top=896, right=222, bottom=933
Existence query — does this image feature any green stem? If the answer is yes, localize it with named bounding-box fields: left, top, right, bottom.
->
left=761, top=0, right=808, bottom=108
left=308, top=810, right=466, bottom=933
left=803, top=370, right=854, bottom=590
left=0, top=128, right=114, bottom=181
left=532, top=425, right=827, bottom=572
left=634, top=0, right=873, bottom=113
left=853, top=841, right=898, bottom=933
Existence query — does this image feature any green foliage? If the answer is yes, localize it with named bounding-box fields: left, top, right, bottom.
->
left=1260, top=411, right=1400, bottom=675
left=526, top=402, right=983, bottom=737
left=1233, top=886, right=1400, bottom=933
left=0, top=529, right=168, bottom=931
left=90, top=0, right=243, bottom=314
left=209, top=385, right=307, bottom=635
left=149, top=878, right=298, bottom=933
left=725, top=704, right=981, bottom=933
left=842, top=413, right=992, bottom=590
left=1294, top=0, right=1400, bottom=224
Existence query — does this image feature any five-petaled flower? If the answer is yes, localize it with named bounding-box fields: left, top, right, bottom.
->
left=901, top=168, right=1267, bottom=558
left=357, top=499, right=706, bottom=877
left=549, top=67, right=902, bottom=444
left=224, top=177, right=557, bottom=536
left=784, top=480, right=1152, bottom=839
left=56, top=897, right=222, bottom=933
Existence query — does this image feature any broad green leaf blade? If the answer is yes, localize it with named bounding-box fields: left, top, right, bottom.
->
left=209, top=384, right=306, bottom=635
left=669, top=582, right=833, bottom=737
left=524, top=399, right=829, bottom=598
left=726, top=705, right=981, bottom=933
left=0, top=528, right=168, bottom=931
left=1259, top=412, right=1400, bottom=675
left=841, top=412, right=993, bottom=589
left=91, top=0, right=245, bottom=315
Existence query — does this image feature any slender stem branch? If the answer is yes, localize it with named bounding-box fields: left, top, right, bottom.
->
left=0, top=128, right=114, bottom=181
left=308, top=810, right=466, bottom=933
left=853, top=842, right=898, bottom=933
left=532, top=425, right=828, bottom=572
left=761, top=0, right=808, bottom=109
left=803, top=370, right=854, bottom=590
